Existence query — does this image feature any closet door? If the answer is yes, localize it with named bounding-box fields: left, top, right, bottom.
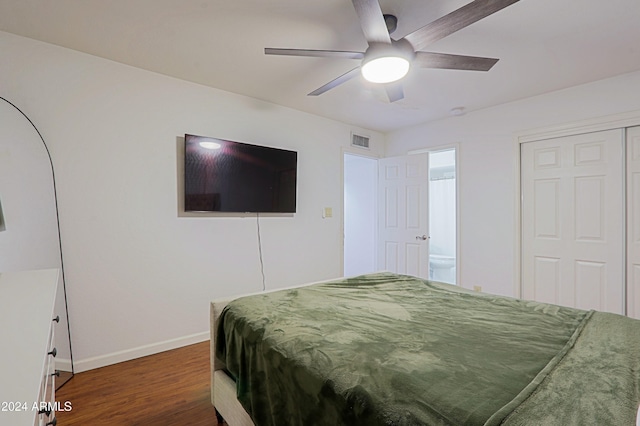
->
left=521, top=129, right=625, bottom=314
left=627, top=126, right=640, bottom=319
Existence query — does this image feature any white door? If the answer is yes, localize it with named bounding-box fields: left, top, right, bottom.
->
left=521, top=129, right=625, bottom=314
left=627, top=126, right=640, bottom=319
left=378, top=154, right=429, bottom=278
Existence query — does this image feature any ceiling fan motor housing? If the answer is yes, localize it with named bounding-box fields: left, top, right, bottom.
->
left=364, top=40, right=415, bottom=64
left=383, top=14, right=398, bottom=34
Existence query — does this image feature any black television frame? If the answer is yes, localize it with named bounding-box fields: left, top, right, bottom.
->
left=183, top=134, right=297, bottom=214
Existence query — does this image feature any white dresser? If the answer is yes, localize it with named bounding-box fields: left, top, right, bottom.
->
left=0, top=269, right=60, bottom=426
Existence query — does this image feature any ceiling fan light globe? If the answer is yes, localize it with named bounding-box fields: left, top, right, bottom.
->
left=361, top=56, right=410, bottom=84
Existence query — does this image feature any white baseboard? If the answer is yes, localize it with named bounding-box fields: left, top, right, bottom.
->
left=55, top=357, right=73, bottom=372
left=73, top=331, right=210, bottom=373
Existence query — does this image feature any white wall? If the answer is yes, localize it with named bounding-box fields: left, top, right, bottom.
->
left=0, top=31, right=385, bottom=370
left=343, top=153, right=377, bottom=276
left=387, top=70, right=640, bottom=297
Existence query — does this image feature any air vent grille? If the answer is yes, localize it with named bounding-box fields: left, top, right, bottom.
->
left=351, top=133, right=370, bottom=149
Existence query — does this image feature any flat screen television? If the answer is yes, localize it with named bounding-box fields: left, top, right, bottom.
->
left=184, top=134, right=297, bottom=213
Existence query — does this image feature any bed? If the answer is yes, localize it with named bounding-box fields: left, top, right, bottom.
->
left=210, top=272, right=640, bottom=425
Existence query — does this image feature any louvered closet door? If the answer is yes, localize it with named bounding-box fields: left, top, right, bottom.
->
left=627, top=126, right=640, bottom=319
left=521, top=129, right=625, bottom=314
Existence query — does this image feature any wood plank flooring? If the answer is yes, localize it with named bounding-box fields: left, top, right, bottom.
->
left=56, top=341, right=223, bottom=426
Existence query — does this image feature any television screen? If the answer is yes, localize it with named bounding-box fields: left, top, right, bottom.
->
left=184, top=134, right=297, bottom=213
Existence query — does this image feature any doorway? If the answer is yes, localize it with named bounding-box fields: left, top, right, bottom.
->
left=428, top=149, right=457, bottom=284
left=343, top=148, right=457, bottom=284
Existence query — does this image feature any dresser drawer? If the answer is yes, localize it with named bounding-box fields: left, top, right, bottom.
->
left=36, top=321, right=57, bottom=426
left=0, top=269, right=59, bottom=426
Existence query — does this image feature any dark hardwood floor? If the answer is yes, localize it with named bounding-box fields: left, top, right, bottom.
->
left=56, top=341, right=223, bottom=425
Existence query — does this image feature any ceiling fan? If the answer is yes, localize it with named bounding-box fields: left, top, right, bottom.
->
left=265, top=0, right=520, bottom=102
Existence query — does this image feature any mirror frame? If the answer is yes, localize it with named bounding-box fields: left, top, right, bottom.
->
left=0, top=96, right=74, bottom=388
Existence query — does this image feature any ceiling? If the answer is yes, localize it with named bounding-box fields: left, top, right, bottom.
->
left=1, top=0, right=639, bottom=133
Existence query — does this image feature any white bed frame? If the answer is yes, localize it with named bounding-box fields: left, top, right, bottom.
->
left=210, top=297, right=255, bottom=426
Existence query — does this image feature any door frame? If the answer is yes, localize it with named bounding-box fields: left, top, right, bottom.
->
left=514, top=109, right=640, bottom=315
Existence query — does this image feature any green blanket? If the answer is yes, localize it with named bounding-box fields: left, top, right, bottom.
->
left=215, top=273, right=640, bottom=425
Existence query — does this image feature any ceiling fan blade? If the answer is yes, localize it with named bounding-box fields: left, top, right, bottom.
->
left=308, top=67, right=361, bottom=96
left=384, top=82, right=404, bottom=102
left=265, top=48, right=365, bottom=60
left=404, top=0, right=520, bottom=51
left=351, top=0, right=392, bottom=44
left=414, top=52, right=498, bottom=71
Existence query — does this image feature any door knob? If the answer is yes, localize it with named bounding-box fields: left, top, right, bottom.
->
left=415, top=235, right=429, bottom=241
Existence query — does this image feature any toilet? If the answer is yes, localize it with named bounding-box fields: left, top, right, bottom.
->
left=429, top=254, right=456, bottom=284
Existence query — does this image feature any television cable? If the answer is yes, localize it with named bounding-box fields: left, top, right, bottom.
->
left=256, top=212, right=266, bottom=291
